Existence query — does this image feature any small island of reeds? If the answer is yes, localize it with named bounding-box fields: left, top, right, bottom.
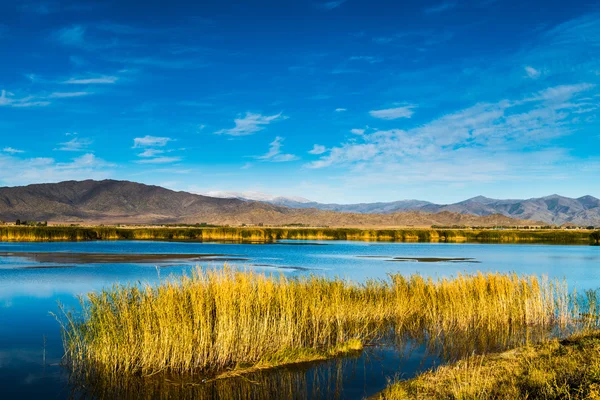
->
left=57, top=268, right=600, bottom=386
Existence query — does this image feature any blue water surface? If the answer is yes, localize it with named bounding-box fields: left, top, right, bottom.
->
left=0, top=240, right=598, bottom=399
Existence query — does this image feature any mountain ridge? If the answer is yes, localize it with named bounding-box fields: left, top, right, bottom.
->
left=0, top=180, right=542, bottom=228
left=257, top=194, right=600, bottom=226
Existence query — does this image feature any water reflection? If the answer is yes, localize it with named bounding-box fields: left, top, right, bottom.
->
left=69, top=352, right=367, bottom=399
left=64, top=325, right=561, bottom=400
left=1, top=241, right=599, bottom=399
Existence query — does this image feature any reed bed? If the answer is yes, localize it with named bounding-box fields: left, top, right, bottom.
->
left=57, top=268, right=595, bottom=380
left=2, top=226, right=594, bottom=243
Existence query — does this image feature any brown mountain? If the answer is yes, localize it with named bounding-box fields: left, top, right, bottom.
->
left=0, top=180, right=540, bottom=227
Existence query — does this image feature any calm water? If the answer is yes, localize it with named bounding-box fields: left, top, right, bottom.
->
left=0, top=240, right=599, bottom=399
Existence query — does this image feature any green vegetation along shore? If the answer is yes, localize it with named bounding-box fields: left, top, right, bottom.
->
left=1, top=226, right=597, bottom=244
left=377, top=330, right=600, bottom=399
left=58, top=268, right=599, bottom=383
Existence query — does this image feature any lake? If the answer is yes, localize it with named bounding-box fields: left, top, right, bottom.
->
left=1, top=240, right=598, bottom=399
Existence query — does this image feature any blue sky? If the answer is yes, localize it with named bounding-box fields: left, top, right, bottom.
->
left=0, top=0, right=599, bottom=203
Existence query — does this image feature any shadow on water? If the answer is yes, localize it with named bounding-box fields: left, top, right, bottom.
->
left=65, top=325, right=555, bottom=400
left=0, top=251, right=249, bottom=264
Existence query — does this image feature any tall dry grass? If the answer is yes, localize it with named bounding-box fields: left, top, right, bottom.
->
left=2, top=226, right=594, bottom=243
left=57, top=268, right=597, bottom=380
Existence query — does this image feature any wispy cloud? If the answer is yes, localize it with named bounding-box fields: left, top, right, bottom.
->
left=424, top=1, right=456, bottom=14
left=335, top=108, right=347, bottom=112
left=136, top=156, right=182, bottom=164
left=525, top=66, right=542, bottom=79
left=138, top=149, right=164, bottom=158
left=351, top=128, right=365, bottom=135
left=2, top=147, right=24, bottom=154
left=257, top=137, right=299, bottom=162
left=132, top=136, right=180, bottom=164
left=369, top=105, right=416, bottom=120
left=48, top=91, right=91, bottom=98
left=133, top=136, right=173, bottom=148
left=307, top=84, right=597, bottom=184
left=62, top=76, right=118, bottom=84
left=0, top=90, right=50, bottom=108
left=0, top=153, right=114, bottom=186
left=373, top=30, right=454, bottom=47
left=56, top=137, right=93, bottom=152
left=317, top=0, right=346, bottom=10
left=215, top=112, right=285, bottom=136
left=308, top=144, right=327, bottom=155
left=349, top=56, right=383, bottom=64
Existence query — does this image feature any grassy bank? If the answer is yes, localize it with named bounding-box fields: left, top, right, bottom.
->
left=377, top=330, right=600, bottom=399
left=58, top=268, right=599, bottom=381
left=1, top=226, right=596, bottom=243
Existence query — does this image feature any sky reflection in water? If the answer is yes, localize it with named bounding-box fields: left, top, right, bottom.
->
left=0, top=240, right=598, bottom=399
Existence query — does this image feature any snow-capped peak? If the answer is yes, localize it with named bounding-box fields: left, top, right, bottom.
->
left=203, top=190, right=312, bottom=204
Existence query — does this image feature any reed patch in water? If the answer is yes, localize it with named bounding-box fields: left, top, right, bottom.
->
left=57, top=268, right=597, bottom=381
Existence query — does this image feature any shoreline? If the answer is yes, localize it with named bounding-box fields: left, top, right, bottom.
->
left=0, top=226, right=596, bottom=244
left=375, top=330, right=600, bottom=399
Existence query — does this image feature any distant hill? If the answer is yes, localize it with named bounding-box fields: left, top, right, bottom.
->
left=0, top=180, right=540, bottom=227
left=247, top=194, right=600, bottom=226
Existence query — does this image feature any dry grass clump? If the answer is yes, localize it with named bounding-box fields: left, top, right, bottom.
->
left=378, top=331, right=600, bottom=399
left=60, top=268, right=391, bottom=378
left=389, top=273, right=564, bottom=334
left=58, top=268, right=592, bottom=380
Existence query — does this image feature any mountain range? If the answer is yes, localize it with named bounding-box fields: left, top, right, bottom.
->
left=0, top=180, right=541, bottom=227
left=220, top=193, right=600, bottom=226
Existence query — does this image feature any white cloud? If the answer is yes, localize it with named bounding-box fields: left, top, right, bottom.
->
left=0, top=90, right=50, bottom=108
left=215, top=112, right=285, bottom=136
left=48, top=92, right=91, bottom=98
left=257, top=137, right=299, bottom=162
left=56, top=137, right=93, bottom=152
left=351, top=128, right=366, bottom=135
left=138, top=149, right=164, bottom=158
left=532, top=83, right=595, bottom=102
left=62, top=76, right=118, bottom=84
left=335, top=108, right=347, bottom=112
left=369, top=105, right=416, bottom=120
left=0, top=153, right=114, bottom=186
left=133, top=136, right=173, bottom=148
left=136, top=156, right=182, bottom=164
left=525, top=66, right=541, bottom=79
left=2, top=147, right=24, bottom=154
left=0, top=90, right=12, bottom=106
left=307, top=84, right=597, bottom=182
left=308, top=144, right=327, bottom=155
left=59, top=153, right=113, bottom=169
left=349, top=56, right=382, bottom=64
